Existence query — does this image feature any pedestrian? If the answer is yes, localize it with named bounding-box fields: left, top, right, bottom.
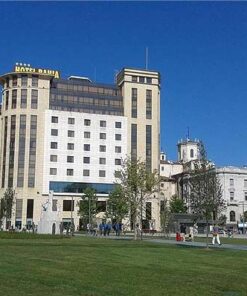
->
left=212, top=224, right=221, bottom=245
left=180, top=224, right=186, bottom=242
left=106, top=222, right=112, bottom=236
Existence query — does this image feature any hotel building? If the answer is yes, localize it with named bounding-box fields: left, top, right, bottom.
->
left=0, top=64, right=161, bottom=231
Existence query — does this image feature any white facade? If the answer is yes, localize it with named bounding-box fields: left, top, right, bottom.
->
left=217, top=166, right=247, bottom=227
left=177, top=139, right=200, bottom=163
left=43, top=110, right=127, bottom=193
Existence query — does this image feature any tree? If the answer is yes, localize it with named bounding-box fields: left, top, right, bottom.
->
left=78, top=188, right=98, bottom=229
left=169, top=195, right=187, bottom=213
left=160, top=198, right=171, bottom=237
left=106, top=185, right=128, bottom=223
left=115, top=158, right=160, bottom=240
left=0, top=188, right=15, bottom=229
left=187, top=142, right=225, bottom=248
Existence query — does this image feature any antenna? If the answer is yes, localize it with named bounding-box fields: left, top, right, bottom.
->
left=145, top=47, right=149, bottom=70
left=187, top=127, right=190, bottom=140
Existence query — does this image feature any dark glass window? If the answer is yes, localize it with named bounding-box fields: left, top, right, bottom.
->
left=17, top=115, right=26, bottom=187
left=115, top=122, right=122, bottom=128
left=68, top=130, right=75, bottom=137
left=67, top=169, right=74, bottom=176
left=21, top=75, right=28, bottom=87
left=32, top=75, right=38, bottom=87
left=21, top=89, right=27, bottom=108
left=31, top=90, right=38, bottom=109
left=84, top=131, right=90, bottom=138
left=51, top=142, right=58, bottom=149
left=139, top=76, right=145, bottom=83
left=67, top=156, right=74, bottom=163
left=51, top=116, right=58, bottom=123
left=68, top=117, right=75, bottom=124
left=12, top=75, right=17, bottom=87
left=99, top=158, right=106, bottom=165
left=84, top=144, right=90, bottom=151
left=131, top=88, right=137, bottom=118
left=99, top=170, right=106, bottom=177
left=67, top=143, right=74, bottom=150
left=146, top=202, right=152, bottom=220
left=83, top=157, right=90, bottom=164
left=84, top=119, right=91, bottom=126
left=50, top=155, right=57, bottom=162
left=27, top=199, right=34, bottom=219
left=28, top=116, right=37, bottom=187
left=100, top=120, right=106, bottom=127
left=146, top=77, right=152, bottom=84
left=115, top=146, right=121, bottom=153
left=146, top=90, right=152, bottom=119
left=8, top=115, right=16, bottom=187
left=12, top=90, right=17, bottom=109
left=5, top=91, right=9, bottom=110
left=63, top=200, right=74, bottom=211
left=1, top=117, right=8, bottom=188
left=146, top=125, right=152, bottom=172
left=83, top=169, right=90, bottom=176
left=99, top=145, right=106, bottom=152
left=132, top=76, right=138, bottom=82
left=51, top=129, right=58, bottom=136
left=115, top=159, right=121, bottom=165
left=100, top=133, right=106, bottom=140
left=131, top=124, right=137, bottom=162
left=50, top=168, right=57, bottom=175
left=115, top=134, right=121, bottom=141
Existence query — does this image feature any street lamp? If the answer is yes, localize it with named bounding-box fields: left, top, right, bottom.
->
left=239, top=201, right=247, bottom=234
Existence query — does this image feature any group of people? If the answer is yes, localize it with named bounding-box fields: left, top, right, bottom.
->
left=86, top=221, right=123, bottom=236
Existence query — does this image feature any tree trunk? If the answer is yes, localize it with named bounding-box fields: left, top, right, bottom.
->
left=206, top=220, right=209, bottom=249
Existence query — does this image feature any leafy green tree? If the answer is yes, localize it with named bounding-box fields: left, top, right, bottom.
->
left=115, top=158, right=160, bottom=240
left=160, top=198, right=171, bottom=237
left=0, top=188, right=15, bottom=229
left=188, top=142, right=225, bottom=248
left=78, top=188, right=97, bottom=229
left=106, top=185, right=128, bottom=223
left=169, top=195, right=187, bottom=213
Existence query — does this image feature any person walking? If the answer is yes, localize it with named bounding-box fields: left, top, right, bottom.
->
left=212, top=224, right=221, bottom=245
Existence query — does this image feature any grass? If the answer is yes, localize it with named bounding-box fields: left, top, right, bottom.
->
left=0, top=233, right=246, bottom=296
left=194, top=236, right=247, bottom=245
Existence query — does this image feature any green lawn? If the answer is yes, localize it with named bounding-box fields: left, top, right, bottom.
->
left=194, top=236, right=247, bottom=245
left=0, top=233, right=246, bottom=296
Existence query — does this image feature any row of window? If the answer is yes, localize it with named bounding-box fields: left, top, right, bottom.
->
left=4, top=89, right=38, bottom=110
left=50, top=139, right=121, bottom=150
left=230, top=191, right=247, bottom=201
left=132, top=76, right=152, bottom=84
left=229, top=178, right=247, bottom=187
left=50, top=155, right=122, bottom=165
left=51, top=116, right=122, bottom=128
left=5, top=75, right=39, bottom=89
left=51, top=129, right=122, bottom=140
left=50, top=168, right=110, bottom=177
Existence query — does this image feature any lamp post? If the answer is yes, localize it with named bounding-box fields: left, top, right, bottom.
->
left=239, top=201, right=246, bottom=234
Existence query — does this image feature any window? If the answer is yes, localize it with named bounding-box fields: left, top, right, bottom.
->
left=115, top=159, right=121, bottom=165
left=139, top=76, right=145, bottom=83
left=131, top=124, right=137, bottom=161
left=67, top=156, right=74, bottom=163
left=5, top=91, right=9, bottom=110
left=230, top=178, right=234, bottom=187
left=146, top=125, right=152, bottom=172
left=84, top=131, right=90, bottom=138
left=83, top=157, right=90, bottom=164
left=115, top=146, right=121, bottom=153
left=244, top=179, right=247, bottom=188
left=99, top=158, right=106, bottom=165
left=50, top=142, right=58, bottom=149
left=51, top=116, right=58, bottom=123
left=21, top=89, right=27, bottom=108
left=83, top=169, right=90, bottom=176
left=115, top=122, right=122, bottom=128
left=12, top=90, right=17, bottom=109
left=63, top=200, right=74, bottom=211
left=245, top=192, right=247, bottom=201
left=12, top=75, right=17, bottom=87
left=67, top=169, right=74, bottom=176
left=146, top=90, right=152, bottom=119
left=131, top=88, right=137, bottom=118
left=100, top=133, right=106, bottom=140
left=100, top=120, right=106, bottom=127
left=84, top=119, right=91, bottom=126
left=32, top=75, right=38, bottom=87
left=50, top=155, right=57, bottom=162
left=50, top=168, right=57, bottom=175
left=6, top=77, right=9, bottom=88
left=84, top=144, right=90, bottom=151
left=161, top=166, right=164, bottom=171
left=114, top=170, right=121, bottom=178
left=68, top=117, right=75, bottom=124
left=97, top=201, right=106, bottom=213
left=132, top=76, right=138, bottom=82
left=68, top=130, right=75, bottom=137
left=52, top=199, right=57, bottom=211
left=146, top=77, right=152, bottom=84
left=31, top=89, right=38, bottom=109
left=190, top=149, right=194, bottom=158
left=230, top=211, right=236, bottom=222
left=21, top=75, right=28, bottom=87
left=230, top=192, right=234, bottom=201
left=51, top=129, right=58, bottom=136
left=99, top=145, right=106, bottom=152
left=146, top=202, right=152, bottom=220
left=115, top=134, right=121, bottom=141
left=67, top=143, right=74, bottom=150
left=160, top=183, right=164, bottom=188
left=99, top=170, right=106, bottom=177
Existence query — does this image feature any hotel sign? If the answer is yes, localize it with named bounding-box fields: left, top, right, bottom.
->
left=14, top=65, right=60, bottom=79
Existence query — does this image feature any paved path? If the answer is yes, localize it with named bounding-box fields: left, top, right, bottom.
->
left=75, top=233, right=247, bottom=251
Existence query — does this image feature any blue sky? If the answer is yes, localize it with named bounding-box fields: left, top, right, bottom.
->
left=1, top=2, right=247, bottom=166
